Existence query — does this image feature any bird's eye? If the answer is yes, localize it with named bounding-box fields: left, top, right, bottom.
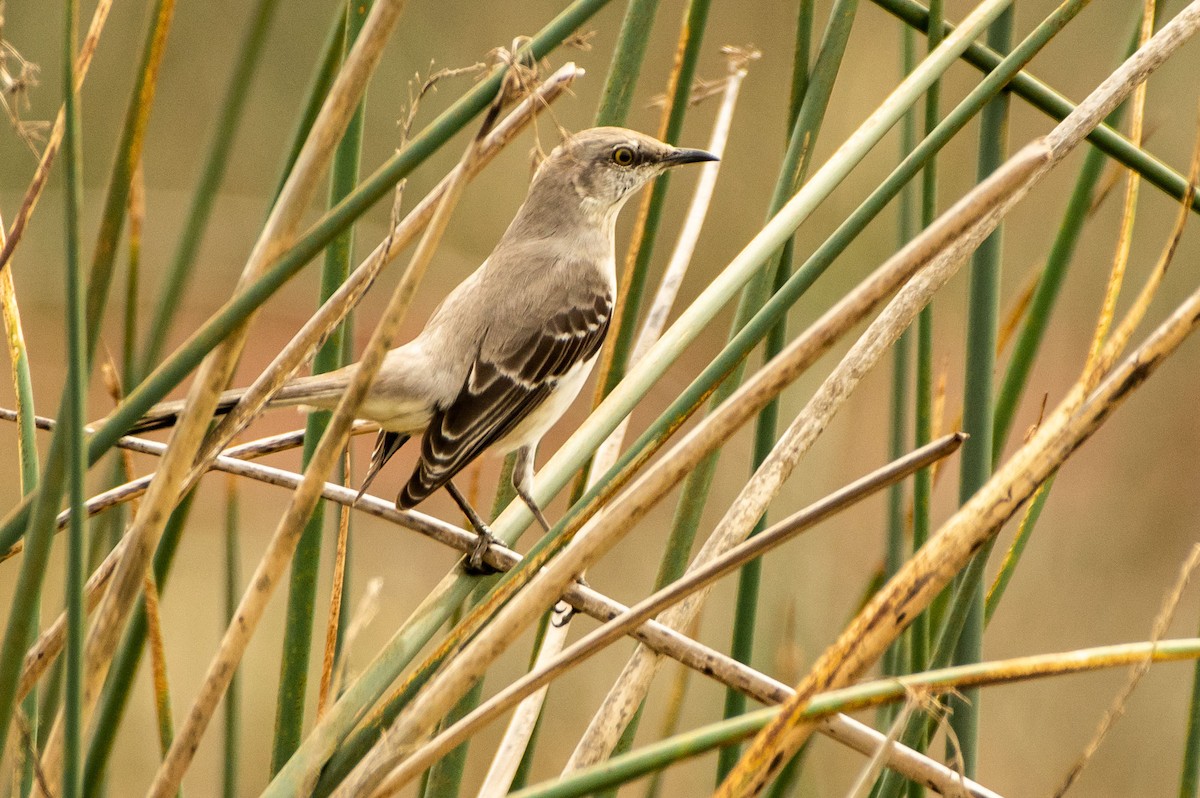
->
left=612, top=146, right=635, bottom=166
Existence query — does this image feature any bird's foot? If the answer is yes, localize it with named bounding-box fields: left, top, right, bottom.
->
left=552, top=575, right=590, bottom=626
left=464, top=526, right=502, bottom=575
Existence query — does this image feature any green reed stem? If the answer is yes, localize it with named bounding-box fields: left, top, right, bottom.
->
left=62, top=0, right=87, bottom=792
left=949, top=5, right=1012, bottom=773
left=140, top=0, right=283, bottom=373
left=718, top=0, right=813, bottom=781
left=596, top=0, right=709, bottom=397
left=272, top=0, right=370, bottom=771
left=870, top=0, right=1200, bottom=215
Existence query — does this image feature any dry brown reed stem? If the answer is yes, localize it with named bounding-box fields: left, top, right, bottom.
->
left=0, top=213, right=32, bottom=492
left=1081, top=0, right=1156, bottom=384
left=141, top=571, right=174, bottom=756
left=366, top=435, right=965, bottom=795
left=194, top=63, right=582, bottom=466
left=145, top=75, right=501, bottom=798
left=1095, top=102, right=1200, bottom=373
left=318, top=452, right=355, bottom=719
left=35, top=0, right=408, bottom=787
left=0, top=0, right=113, bottom=274
left=716, top=8, right=1200, bottom=790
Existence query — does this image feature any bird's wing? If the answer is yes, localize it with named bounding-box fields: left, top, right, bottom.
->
left=398, top=291, right=612, bottom=508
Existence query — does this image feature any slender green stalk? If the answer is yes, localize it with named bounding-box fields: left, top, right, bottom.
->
left=83, top=0, right=176, bottom=362
left=657, top=0, right=858, bottom=596
left=519, top=711, right=774, bottom=798
left=420, top=679, right=485, bottom=798
left=717, top=245, right=796, bottom=782
left=1184, top=624, right=1200, bottom=798
left=870, top=0, right=1200, bottom=215
left=0, top=0, right=616, bottom=559
left=905, top=5, right=942, bottom=792
left=223, top=483, right=241, bottom=798
left=718, top=0, right=812, bottom=780
left=881, top=23, right=918, bottom=697
left=140, top=0, right=283, bottom=372
left=62, top=0, right=87, bottom=792
left=950, top=7, right=1012, bottom=772
left=272, top=0, right=371, bottom=771
left=593, top=0, right=661, bottom=127
left=985, top=475, right=1052, bottom=623
left=907, top=0, right=945, bottom=705
left=0, top=0, right=175, bottom=760
left=596, top=0, right=709, bottom=397
left=1, top=211, right=41, bottom=798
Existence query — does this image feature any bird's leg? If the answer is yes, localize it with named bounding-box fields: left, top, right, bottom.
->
left=513, top=445, right=587, bottom=625
left=512, top=445, right=552, bottom=533
left=444, top=480, right=500, bottom=574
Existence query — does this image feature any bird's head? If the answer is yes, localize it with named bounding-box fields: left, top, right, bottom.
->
left=538, top=127, right=718, bottom=218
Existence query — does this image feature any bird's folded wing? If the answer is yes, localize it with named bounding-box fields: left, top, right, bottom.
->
left=400, top=292, right=612, bottom=507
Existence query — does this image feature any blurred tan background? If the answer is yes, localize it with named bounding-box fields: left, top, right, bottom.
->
left=2, top=0, right=1200, bottom=794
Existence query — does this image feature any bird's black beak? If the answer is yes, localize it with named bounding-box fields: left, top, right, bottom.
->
left=661, top=147, right=720, bottom=166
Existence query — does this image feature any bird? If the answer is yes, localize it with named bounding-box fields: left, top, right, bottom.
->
left=133, top=127, right=718, bottom=571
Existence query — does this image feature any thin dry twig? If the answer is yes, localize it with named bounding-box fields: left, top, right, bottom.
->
left=0, top=35, right=44, bottom=153
left=0, top=212, right=35, bottom=497
left=1095, top=99, right=1200, bottom=373
left=0, top=0, right=114, bottom=273
left=331, top=577, right=385, bottom=701
left=1054, top=545, right=1200, bottom=795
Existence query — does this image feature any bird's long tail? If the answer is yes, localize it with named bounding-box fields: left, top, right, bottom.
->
left=128, top=372, right=347, bottom=433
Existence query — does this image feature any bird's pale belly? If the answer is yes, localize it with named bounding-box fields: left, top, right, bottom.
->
left=494, top=354, right=597, bottom=454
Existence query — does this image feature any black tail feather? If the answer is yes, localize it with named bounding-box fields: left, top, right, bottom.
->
left=128, top=393, right=243, bottom=434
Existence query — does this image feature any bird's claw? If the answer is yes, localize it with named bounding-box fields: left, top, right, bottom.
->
left=552, top=602, right=575, bottom=626
left=463, top=527, right=501, bottom=575
left=552, top=576, right=590, bottom=626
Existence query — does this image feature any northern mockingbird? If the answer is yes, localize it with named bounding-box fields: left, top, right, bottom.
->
left=136, top=127, right=716, bottom=570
